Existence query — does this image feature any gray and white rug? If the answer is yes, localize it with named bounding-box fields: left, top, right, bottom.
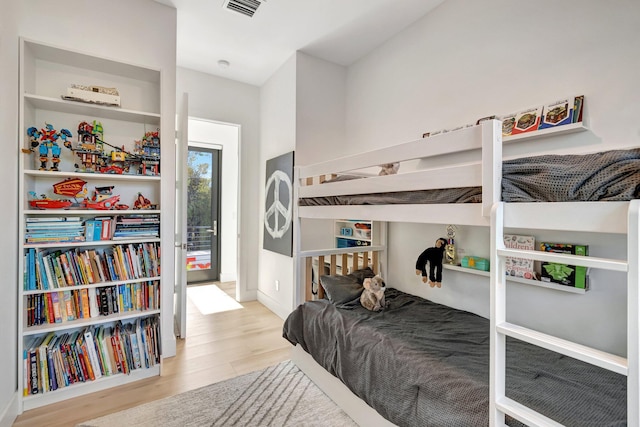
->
left=77, top=360, right=357, bottom=427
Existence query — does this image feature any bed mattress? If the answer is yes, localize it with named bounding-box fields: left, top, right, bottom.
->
left=283, top=288, right=627, bottom=427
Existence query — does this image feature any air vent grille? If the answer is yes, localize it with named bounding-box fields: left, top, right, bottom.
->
left=223, top=0, right=263, bottom=17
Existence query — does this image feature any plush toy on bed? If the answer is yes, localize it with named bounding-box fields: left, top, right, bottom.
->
left=360, top=275, right=386, bottom=311
left=378, top=162, right=400, bottom=176
left=415, top=238, right=448, bottom=288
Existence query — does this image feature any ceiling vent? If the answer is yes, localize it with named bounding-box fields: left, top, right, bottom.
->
left=222, top=0, right=263, bottom=18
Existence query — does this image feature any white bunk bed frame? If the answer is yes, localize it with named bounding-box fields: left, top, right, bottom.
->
left=292, top=120, right=639, bottom=427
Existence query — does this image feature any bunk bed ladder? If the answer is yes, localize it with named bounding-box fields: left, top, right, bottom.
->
left=490, top=200, right=640, bottom=427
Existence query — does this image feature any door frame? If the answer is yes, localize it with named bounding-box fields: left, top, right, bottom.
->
left=186, top=144, right=222, bottom=283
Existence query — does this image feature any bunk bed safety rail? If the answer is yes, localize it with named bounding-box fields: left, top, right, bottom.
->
left=491, top=200, right=640, bottom=427
left=296, top=120, right=502, bottom=218
left=299, top=246, right=384, bottom=302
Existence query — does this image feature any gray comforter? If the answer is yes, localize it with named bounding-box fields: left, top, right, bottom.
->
left=283, top=289, right=627, bottom=427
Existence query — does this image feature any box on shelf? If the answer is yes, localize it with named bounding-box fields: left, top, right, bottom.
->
left=539, top=242, right=589, bottom=289
left=461, top=256, right=489, bottom=271
left=63, top=85, right=121, bottom=107
left=503, top=234, right=536, bottom=279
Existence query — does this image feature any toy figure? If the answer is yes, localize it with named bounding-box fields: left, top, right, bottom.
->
left=26, top=123, right=73, bottom=171
left=360, top=275, right=386, bottom=311
left=378, top=162, right=400, bottom=175
left=134, top=192, right=152, bottom=209
left=415, top=237, right=447, bottom=288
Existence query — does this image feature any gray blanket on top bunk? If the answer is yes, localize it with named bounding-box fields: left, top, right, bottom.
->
left=298, top=148, right=640, bottom=206
left=283, top=288, right=627, bottom=427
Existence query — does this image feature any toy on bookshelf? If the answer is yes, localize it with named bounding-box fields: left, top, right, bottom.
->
left=22, top=123, right=73, bottom=171
left=133, top=192, right=156, bottom=210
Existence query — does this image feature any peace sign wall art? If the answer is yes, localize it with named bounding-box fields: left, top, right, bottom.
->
left=263, top=151, right=294, bottom=257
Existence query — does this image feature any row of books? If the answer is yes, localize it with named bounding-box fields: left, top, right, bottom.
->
left=25, top=217, right=84, bottom=244
left=25, top=215, right=160, bottom=244
left=421, top=95, right=584, bottom=139
left=24, top=242, right=160, bottom=290
left=503, top=234, right=589, bottom=289
left=23, top=317, right=160, bottom=395
left=112, top=215, right=160, bottom=240
left=26, top=281, right=160, bottom=326
left=500, top=95, right=584, bottom=137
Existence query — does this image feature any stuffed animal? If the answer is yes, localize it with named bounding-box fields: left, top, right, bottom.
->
left=360, top=275, right=386, bottom=311
left=379, top=162, right=400, bottom=176
left=415, top=238, right=447, bottom=288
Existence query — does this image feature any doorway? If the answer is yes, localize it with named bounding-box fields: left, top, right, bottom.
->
left=186, top=146, right=221, bottom=283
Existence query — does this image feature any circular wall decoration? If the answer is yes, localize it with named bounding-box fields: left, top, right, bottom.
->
left=264, top=169, right=292, bottom=239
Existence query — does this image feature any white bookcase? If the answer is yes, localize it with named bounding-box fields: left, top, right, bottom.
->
left=18, top=38, right=165, bottom=411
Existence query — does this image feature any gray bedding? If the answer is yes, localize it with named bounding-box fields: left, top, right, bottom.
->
left=298, top=148, right=640, bottom=206
left=283, top=288, right=627, bottom=427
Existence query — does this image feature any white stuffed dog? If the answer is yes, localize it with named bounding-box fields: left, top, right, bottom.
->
left=360, top=275, right=386, bottom=311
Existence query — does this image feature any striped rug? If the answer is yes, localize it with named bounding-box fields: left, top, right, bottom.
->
left=77, top=360, right=357, bottom=427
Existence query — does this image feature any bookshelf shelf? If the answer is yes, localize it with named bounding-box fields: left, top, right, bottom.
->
left=22, top=364, right=161, bottom=411
left=503, top=122, right=587, bottom=143
left=23, top=276, right=162, bottom=296
left=442, top=264, right=587, bottom=294
left=18, top=38, right=165, bottom=410
left=22, top=309, right=161, bottom=336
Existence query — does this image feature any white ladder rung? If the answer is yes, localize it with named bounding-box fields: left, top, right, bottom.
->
left=496, top=396, right=564, bottom=427
left=497, top=322, right=628, bottom=375
left=497, top=248, right=628, bottom=272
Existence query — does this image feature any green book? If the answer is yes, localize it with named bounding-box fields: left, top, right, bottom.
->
left=539, top=242, right=589, bottom=289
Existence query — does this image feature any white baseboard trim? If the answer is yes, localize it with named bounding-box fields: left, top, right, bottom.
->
left=0, top=392, right=19, bottom=427
left=291, top=345, right=397, bottom=427
left=256, top=290, right=290, bottom=320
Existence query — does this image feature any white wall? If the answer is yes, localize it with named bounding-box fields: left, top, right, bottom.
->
left=257, top=55, right=297, bottom=318
left=0, top=1, right=20, bottom=424
left=188, top=118, right=238, bottom=283
left=176, top=67, right=260, bottom=301
left=337, top=0, right=640, bottom=355
left=258, top=53, right=348, bottom=318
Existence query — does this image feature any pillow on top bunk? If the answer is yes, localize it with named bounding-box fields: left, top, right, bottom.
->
left=320, top=267, right=376, bottom=305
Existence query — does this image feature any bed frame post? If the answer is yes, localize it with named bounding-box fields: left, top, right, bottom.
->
left=482, top=120, right=502, bottom=217
left=628, top=200, right=639, bottom=426
left=490, top=202, right=506, bottom=426
left=293, top=165, right=304, bottom=306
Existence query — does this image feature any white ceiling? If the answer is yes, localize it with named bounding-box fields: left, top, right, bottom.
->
left=156, top=0, right=444, bottom=86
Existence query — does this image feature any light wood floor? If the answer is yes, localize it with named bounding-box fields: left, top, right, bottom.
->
left=13, top=282, right=291, bottom=427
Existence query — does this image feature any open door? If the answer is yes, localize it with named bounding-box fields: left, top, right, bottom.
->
left=174, top=92, right=188, bottom=339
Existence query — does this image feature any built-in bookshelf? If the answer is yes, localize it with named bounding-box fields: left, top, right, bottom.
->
left=18, top=38, right=164, bottom=411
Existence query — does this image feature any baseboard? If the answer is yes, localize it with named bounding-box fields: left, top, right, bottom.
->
left=0, top=392, right=19, bottom=427
left=291, top=345, right=396, bottom=427
left=256, top=290, right=290, bottom=320
left=219, top=272, right=236, bottom=283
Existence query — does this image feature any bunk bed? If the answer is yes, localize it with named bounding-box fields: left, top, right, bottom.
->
left=287, top=120, right=640, bottom=427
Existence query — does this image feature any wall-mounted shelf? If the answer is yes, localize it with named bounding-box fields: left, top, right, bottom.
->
left=443, top=264, right=587, bottom=294
left=503, top=122, right=587, bottom=143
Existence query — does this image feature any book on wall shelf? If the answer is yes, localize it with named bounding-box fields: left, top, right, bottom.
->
left=503, top=234, right=536, bottom=280
left=539, top=242, right=589, bottom=289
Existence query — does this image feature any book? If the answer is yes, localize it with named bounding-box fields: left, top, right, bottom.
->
left=511, top=106, right=543, bottom=135
left=540, top=242, right=589, bottom=288
left=503, top=234, right=536, bottom=280
left=499, top=113, right=517, bottom=137
left=572, top=95, right=584, bottom=123
left=538, top=97, right=578, bottom=130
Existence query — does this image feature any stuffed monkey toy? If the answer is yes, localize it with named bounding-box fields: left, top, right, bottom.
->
left=360, top=275, right=386, bottom=311
left=415, top=238, right=447, bottom=288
